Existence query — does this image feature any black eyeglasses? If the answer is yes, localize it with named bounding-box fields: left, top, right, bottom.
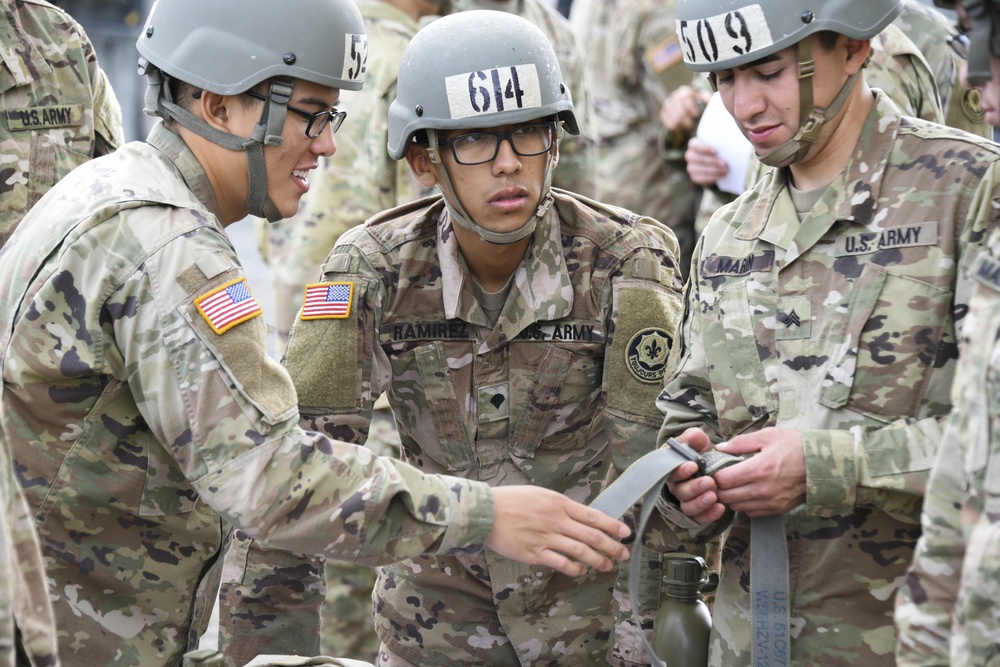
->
left=244, top=91, right=346, bottom=138
left=439, top=123, right=556, bottom=165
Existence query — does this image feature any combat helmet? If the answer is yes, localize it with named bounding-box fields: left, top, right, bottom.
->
left=387, top=10, right=576, bottom=244
left=136, top=0, right=368, bottom=222
left=675, top=0, right=903, bottom=167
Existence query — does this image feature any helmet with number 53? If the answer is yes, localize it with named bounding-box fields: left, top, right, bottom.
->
left=674, top=0, right=903, bottom=167
left=136, top=0, right=368, bottom=221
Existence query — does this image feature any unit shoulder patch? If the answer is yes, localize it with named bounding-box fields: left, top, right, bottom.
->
left=626, top=327, right=673, bottom=383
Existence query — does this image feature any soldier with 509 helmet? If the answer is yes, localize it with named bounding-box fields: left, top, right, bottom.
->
left=0, top=0, right=633, bottom=664
left=648, top=0, right=1000, bottom=664
left=281, top=10, right=683, bottom=665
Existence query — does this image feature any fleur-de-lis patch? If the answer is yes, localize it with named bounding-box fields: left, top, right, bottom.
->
left=626, top=327, right=673, bottom=383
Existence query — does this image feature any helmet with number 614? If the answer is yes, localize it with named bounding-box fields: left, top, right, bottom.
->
left=675, top=0, right=903, bottom=72
left=386, top=9, right=578, bottom=160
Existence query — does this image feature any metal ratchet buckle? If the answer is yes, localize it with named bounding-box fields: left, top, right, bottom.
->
left=665, top=437, right=743, bottom=476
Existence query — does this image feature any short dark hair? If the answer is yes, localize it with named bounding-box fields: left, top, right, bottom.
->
left=163, top=76, right=264, bottom=131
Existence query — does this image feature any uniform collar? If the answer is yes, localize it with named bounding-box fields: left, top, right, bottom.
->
left=145, top=122, right=223, bottom=224
left=440, top=203, right=573, bottom=351
left=738, top=89, right=902, bottom=261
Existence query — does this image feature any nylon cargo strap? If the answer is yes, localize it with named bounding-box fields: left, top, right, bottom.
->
left=590, top=439, right=789, bottom=667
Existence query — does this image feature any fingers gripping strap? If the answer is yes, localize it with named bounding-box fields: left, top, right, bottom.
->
left=592, top=442, right=788, bottom=667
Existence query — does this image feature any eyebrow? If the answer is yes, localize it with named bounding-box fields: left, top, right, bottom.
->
left=293, top=96, right=340, bottom=110
left=735, top=54, right=783, bottom=72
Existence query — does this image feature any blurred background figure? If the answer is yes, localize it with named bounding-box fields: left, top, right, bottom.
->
left=895, top=2, right=1000, bottom=665
left=1, top=0, right=123, bottom=246
left=571, top=0, right=700, bottom=275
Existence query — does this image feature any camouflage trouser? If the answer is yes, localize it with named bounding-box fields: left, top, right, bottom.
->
left=215, top=405, right=400, bottom=667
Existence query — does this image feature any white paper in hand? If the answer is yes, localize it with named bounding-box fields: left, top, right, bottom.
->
left=695, top=92, right=755, bottom=195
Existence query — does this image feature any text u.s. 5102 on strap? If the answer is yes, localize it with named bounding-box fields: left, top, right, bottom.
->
left=590, top=439, right=790, bottom=667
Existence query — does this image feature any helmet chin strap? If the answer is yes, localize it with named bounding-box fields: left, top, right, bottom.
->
left=757, top=39, right=865, bottom=169
left=141, top=64, right=291, bottom=222
left=426, top=128, right=555, bottom=245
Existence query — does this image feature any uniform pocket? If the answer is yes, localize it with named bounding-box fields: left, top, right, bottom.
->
left=820, top=263, right=951, bottom=422
left=390, top=342, right=475, bottom=471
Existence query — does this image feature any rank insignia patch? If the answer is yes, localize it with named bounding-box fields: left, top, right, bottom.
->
left=195, top=278, right=263, bottom=334
left=626, top=327, right=672, bottom=383
left=301, top=282, right=354, bottom=320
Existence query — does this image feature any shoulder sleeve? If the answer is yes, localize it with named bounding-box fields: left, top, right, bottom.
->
left=283, top=240, right=385, bottom=445
left=604, top=217, right=684, bottom=469
left=126, top=222, right=494, bottom=562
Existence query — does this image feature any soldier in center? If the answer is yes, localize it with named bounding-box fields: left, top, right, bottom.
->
left=281, top=10, right=683, bottom=665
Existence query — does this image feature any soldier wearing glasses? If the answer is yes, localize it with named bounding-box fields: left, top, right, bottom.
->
left=281, top=10, right=683, bottom=665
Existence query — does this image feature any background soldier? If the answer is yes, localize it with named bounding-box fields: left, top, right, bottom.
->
left=570, top=0, right=700, bottom=275
left=0, top=0, right=631, bottom=664
left=282, top=10, right=682, bottom=665
left=651, top=0, right=1000, bottom=664
left=0, top=0, right=123, bottom=246
left=895, top=3, right=1000, bottom=665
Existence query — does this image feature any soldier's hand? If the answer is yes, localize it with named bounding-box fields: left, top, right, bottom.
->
left=713, top=427, right=806, bottom=517
left=486, top=486, right=630, bottom=577
left=659, top=85, right=711, bottom=133
left=666, top=428, right=727, bottom=525
left=685, top=137, right=729, bottom=187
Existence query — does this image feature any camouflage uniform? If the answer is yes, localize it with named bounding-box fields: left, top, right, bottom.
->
left=261, top=0, right=429, bottom=340
left=894, top=0, right=991, bottom=139
left=0, top=0, right=123, bottom=247
left=894, top=228, right=1000, bottom=666
left=282, top=190, right=683, bottom=666
left=0, top=2, right=121, bottom=663
left=453, top=0, right=597, bottom=199
left=0, top=123, right=497, bottom=667
left=0, top=447, right=60, bottom=667
left=569, top=0, right=700, bottom=274
left=650, top=91, right=1000, bottom=666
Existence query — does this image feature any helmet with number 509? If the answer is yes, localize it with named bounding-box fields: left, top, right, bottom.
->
left=675, top=0, right=903, bottom=72
left=387, top=9, right=578, bottom=161
left=674, top=0, right=903, bottom=168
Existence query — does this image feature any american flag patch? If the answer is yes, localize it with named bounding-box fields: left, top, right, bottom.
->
left=646, top=37, right=683, bottom=73
left=195, top=278, right=263, bottom=334
left=300, top=282, right=353, bottom=320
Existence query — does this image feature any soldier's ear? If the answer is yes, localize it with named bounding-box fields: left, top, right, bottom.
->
left=198, top=91, right=237, bottom=132
left=406, top=144, right=439, bottom=188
